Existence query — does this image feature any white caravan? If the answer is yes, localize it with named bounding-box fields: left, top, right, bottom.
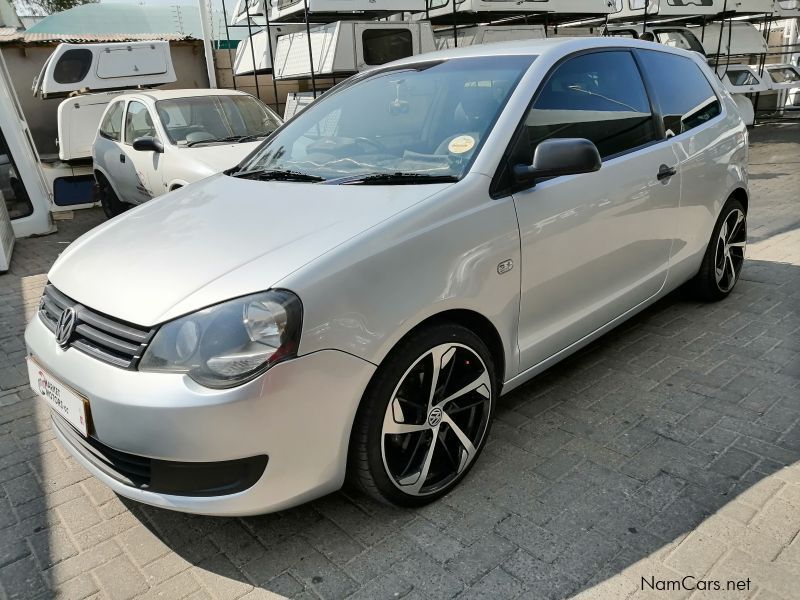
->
left=266, top=0, right=425, bottom=23
left=433, top=25, right=605, bottom=50
left=607, top=25, right=708, bottom=54
left=272, top=21, right=435, bottom=80
left=694, top=21, right=769, bottom=56
left=776, top=0, right=800, bottom=17
left=423, top=0, right=614, bottom=22
left=233, top=24, right=306, bottom=75
left=609, top=0, right=728, bottom=20
left=30, top=42, right=177, bottom=216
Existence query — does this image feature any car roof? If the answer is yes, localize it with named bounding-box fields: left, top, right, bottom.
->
left=128, top=89, right=254, bottom=102
left=385, top=36, right=701, bottom=67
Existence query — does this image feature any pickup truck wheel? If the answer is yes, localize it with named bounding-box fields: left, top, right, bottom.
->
left=97, top=176, right=132, bottom=219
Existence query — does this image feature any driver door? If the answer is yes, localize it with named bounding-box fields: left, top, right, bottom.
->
left=120, top=100, right=162, bottom=204
left=511, top=50, right=681, bottom=371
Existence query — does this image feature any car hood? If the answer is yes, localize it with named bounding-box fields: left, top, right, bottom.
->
left=49, top=174, right=449, bottom=326
left=181, top=142, right=262, bottom=173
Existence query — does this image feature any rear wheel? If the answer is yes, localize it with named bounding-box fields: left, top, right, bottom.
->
left=688, top=197, right=747, bottom=301
left=96, top=175, right=132, bottom=219
left=349, top=324, right=496, bottom=507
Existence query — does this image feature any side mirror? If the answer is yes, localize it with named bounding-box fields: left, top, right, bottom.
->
left=513, top=138, right=601, bottom=185
left=132, top=136, right=164, bottom=153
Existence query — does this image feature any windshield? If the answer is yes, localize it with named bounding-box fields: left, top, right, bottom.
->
left=236, top=56, right=535, bottom=182
left=155, top=95, right=282, bottom=146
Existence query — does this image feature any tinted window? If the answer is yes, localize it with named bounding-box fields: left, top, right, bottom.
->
left=99, top=101, right=124, bottom=142
left=768, top=67, right=800, bottom=85
left=728, top=69, right=759, bottom=86
left=53, top=49, right=92, bottom=84
left=637, top=50, right=721, bottom=136
left=363, top=30, right=414, bottom=66
left=522, top=51, right=657, bottom=159
left=124, top=101, right=157, bottom=143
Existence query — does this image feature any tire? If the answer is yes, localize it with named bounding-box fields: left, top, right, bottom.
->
left=687, top=197, right=747, bottom=302
left=348, top=323, right=496, bottom=507
left=96, top=175, right=132, bottom=219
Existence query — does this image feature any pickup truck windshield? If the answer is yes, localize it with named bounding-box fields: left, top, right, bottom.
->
left=235, top=55, right=535, bottom=182
left=155, top=95, right=282, bottom=146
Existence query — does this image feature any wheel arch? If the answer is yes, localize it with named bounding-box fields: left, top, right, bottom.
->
left=379, top=309, right=506, bottom=391
left=93, top=167, right=123, bottom=201
left=728, top=186, right=748, bottom=213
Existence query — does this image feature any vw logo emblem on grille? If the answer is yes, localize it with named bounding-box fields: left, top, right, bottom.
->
left=55, top=307, right=77, bottom=348
left=428, top=407, right=443, bottom=428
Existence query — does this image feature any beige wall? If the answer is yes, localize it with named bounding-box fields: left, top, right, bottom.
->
left=0, top=41, right=210, bottom=157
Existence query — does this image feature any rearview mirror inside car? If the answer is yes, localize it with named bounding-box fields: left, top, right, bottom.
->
left=513, top=138, right=601, bottom=185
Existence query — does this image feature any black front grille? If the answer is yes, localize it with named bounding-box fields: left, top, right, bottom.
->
left=39, top=284, right=155, bottom=369
left=52, top=414, right=268, bottom=497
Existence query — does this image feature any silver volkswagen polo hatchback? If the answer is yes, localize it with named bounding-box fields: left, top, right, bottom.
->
left=26, top=38, right=748, bottom=515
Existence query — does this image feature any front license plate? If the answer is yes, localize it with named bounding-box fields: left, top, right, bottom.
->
left=27, top=357, right=90, bottom=437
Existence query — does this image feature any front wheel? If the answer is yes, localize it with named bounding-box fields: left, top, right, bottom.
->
left=96, top=176, right=132, bottom=219
left=688, top=197, right=747, bottom=301
left=348, top=324, right=496, bottom=507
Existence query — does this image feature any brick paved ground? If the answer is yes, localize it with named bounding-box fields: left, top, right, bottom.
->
left=0, top=123, right=798, bottom=600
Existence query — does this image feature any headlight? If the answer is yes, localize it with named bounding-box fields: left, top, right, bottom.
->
left=139, top=290, right=302, bottom=388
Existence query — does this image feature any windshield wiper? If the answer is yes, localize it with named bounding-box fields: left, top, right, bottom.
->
left=186, top=135, right=246, bottom=147
left=237, top=131, right=274, bottom=143
left=328, top=172, right=459, bottom=185
left=231, top=169, right=325, bottom=182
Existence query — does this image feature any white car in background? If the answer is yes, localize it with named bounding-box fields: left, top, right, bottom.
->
left=92, top=89, right=282, bottom=217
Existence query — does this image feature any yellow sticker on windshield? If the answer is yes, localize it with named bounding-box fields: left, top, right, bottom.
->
left=448, top=135, right=475, bottom=154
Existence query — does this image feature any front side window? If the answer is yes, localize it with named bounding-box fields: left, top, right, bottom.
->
left=124, top=101, right=157, bottom=144
left=637, top=50, right=721, bottom=136
left=237, top=56, right=535, bottom=182
left=53, top=49, right=92, bottom=84
left=519, top=51, right=657, bottom=160
left=99, top=101, right=124, bottom=142
left=155, top=95, right=281, bottom=146
left=363, top=30, right=414, bottom=66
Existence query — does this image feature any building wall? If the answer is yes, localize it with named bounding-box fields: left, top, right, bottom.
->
left=0, top=41, right=210, bottom=157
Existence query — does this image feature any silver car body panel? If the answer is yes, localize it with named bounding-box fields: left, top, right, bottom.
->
left=27, top=37, right=748, bottom=515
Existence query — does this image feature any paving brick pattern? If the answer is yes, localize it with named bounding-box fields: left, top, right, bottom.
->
left=0, top=124, right=798, bottom=599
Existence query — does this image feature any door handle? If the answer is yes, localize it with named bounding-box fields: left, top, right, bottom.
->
left=657, top=165, right=677, bottom=181
left=119, top=154, right=126, bottom=164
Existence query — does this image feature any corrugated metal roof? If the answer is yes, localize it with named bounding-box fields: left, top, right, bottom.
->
left=0, top=31, right=196, bottom=44
left=2, top=3, right=203, bottom=44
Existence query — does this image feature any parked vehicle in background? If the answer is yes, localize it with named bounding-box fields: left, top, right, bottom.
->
left=27, top=38, right=748, bottom=515
left=92, top=89, right=282, bottom=217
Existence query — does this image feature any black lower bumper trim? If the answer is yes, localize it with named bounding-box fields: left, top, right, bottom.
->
left=52, top=413, right=267, bottom=497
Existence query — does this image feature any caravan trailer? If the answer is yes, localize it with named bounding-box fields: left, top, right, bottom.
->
left=272, top=21, right=435, bottom=80
left=269, top=0, right=425, bottom=23
left=693, top=22, right=769, bottom=57
left=424, top=0, right=614, bottom=23
left=233, top=25, right=306, bottom=75
left=776, top=1, right=800, bottom=17
left=609, top=0, right=727, bottom=20
left=607, top=25, right=707, bottom=54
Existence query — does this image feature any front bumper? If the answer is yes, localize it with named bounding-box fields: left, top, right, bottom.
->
left=25, top=314, right=376, bottom=516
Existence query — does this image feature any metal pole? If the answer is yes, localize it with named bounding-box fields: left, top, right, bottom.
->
left=701, top=17, right=706, bottom=43
left=244, top=0, right=261, bottom=99
left=452, top=0, right=457, bottom=47
left=641, top=0, right=648, bottom=36
left=753, top=13, right=774, bottom=126
left=263, top=7, right=281, bottom=114
left=220, top=0, right=236, bottom=90
left=198, top=0, right=218, bottom=87
left=304, top=0, right=318, bottom=98
left=714, top=0, right=729, bottom=69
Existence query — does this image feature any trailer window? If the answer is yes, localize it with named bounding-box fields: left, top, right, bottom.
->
left=99, top=101, right=124, bottom=142
left=363, top=30, right=414, bottom=66
left=728, top=70, right=759, bottom=86
left=637, top=50, right=720, bottom=136
left=53, top=49, right=92, bottom=85
left=768, top=67, right=800, bottom=85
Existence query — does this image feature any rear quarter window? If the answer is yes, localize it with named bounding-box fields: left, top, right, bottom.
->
left=99, top=101, right=124, bottom=142
left=636, top=50, right=721, bottom=136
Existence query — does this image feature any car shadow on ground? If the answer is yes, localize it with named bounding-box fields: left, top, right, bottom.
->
left=113, top=257, right=799, bottom=599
